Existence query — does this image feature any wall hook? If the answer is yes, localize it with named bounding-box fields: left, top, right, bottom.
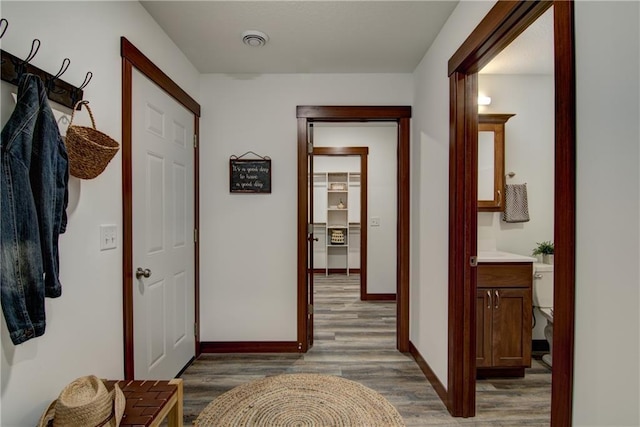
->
left=78, top=71, right=92, bottom=90
left=15, top=38, right=40, bottom=78
left=47, top=57, right=70, bottom=94
left=0, top=19, right=8, bottom=65
left=52, top=58, right=70, bottom=80
left=22, top=39, right=40, bottom=65
left=0, top=18, right=8, bottom=39
left=70, top=71, right=92, bottom=108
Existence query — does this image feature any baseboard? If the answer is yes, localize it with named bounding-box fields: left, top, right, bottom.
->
left=200, top=341, right=300, bottom=353
left=362, top=293, right=396, bottom=301
left=408, top=341, right=448, bottom=406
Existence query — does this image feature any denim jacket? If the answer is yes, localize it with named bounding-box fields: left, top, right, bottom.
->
left=1, top=73, right=69, bottom=345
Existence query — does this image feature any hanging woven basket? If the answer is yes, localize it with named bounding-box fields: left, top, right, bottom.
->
left=65, top=100, right=120, bottom=179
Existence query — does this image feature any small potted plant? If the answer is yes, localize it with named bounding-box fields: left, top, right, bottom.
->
left=532, top=241, right=554, bottom=265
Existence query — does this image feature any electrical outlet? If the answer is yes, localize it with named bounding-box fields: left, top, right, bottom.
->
left=370, top=216, right=381, bottom=227
left=100, top=224, right=117, bottom=250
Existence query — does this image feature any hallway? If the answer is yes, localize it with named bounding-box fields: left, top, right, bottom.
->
left=180, top=274, right=550, bottom=425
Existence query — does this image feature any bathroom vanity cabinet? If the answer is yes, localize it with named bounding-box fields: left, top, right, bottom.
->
left=476, top=262, right=533, bottom=377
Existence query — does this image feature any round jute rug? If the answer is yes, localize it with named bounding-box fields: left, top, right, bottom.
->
left=194, top=373, right=405, bottom=427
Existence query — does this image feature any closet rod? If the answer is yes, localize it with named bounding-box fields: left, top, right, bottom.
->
left=1, top=48, right=86, bottom=110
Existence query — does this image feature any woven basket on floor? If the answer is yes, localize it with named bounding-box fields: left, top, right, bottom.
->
left=65, top=100, right=120, bottom=179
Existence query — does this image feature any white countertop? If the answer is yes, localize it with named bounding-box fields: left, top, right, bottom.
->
left=477, top=251, right=537, bottom=263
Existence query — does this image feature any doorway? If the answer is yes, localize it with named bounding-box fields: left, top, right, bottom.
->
left=121, top=37, right=202, bottom=379
left=311, top=147, right=368, bottom=297
left=296, top=106, right=411, bottom=353
left=447, top=1, right=575, bottom=425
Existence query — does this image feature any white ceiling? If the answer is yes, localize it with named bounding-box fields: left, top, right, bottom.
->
left=140, top=1, right=459, bottom=74
left=140, top=1, right=554, bottom=75
left=481, top=7, right=554, bottom=75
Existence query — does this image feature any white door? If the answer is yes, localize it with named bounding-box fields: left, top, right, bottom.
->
left=132, top=68, right=195, bottom=379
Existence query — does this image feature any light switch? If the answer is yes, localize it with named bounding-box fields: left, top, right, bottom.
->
left=370, top=216, right=381, bottom=227
left=100, top=224, right=117, bottom=250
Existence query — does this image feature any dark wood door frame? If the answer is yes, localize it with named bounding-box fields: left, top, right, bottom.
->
left=121, top=37, right=202, bottom=379
left=447, top=1, right=575, bottom=425
left=312, top=146, right=370, bottom=298
left=297, top=106, right=411, bottom=352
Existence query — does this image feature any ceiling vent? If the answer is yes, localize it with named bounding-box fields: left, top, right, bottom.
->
left=242, top=30, right=269, bottom=47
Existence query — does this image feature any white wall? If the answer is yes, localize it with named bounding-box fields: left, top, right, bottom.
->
left=0, top=2, right=199, bottom=426
left=198, top=73, right=411, bottom=341
left=314, top=124, right=397, bottom=294
left=477, top=74, right=554, bottom=257
left=477, top=74, right=555, bottom=341
left=573, top=2, right=640, bottom=425
left=413, top=0, right=640, bottom=424
left=411, top=0, right=495, bottom=387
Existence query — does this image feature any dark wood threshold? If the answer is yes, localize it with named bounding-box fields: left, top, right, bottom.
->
left=409, top=341, right=448, bottom=406
left=200, top=341, right=300, bottom=353
left=476, top=367, right=525, bottom=379
left=362, top=293, right=396, bottom=301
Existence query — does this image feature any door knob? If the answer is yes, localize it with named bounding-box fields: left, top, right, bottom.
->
left=136, top=267, right=151, bottom=279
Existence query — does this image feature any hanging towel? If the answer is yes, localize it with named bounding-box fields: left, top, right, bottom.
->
left=502, top=183, right=530, bottom=223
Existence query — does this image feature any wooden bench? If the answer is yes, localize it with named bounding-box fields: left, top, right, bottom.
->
left=104, top=379, right=183, bottom=427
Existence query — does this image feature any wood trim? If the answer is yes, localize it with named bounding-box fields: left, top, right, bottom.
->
left=122, top=58, right=134, bottom=381
left=361, top=152, right=369, bottom=303
left=396, top=117, right=410, bottom=352
left=478, top=113, right=515, bottom=124
left=551, top=2, right=576, bottom=425
left=200, top=342, right=300, bottom=353
left=121, top=38, right=202, bottom=379
left=296, top=106, right=411, bottom=354
left=120, top=37, right=200, bottom=117
left=311, top=146, right=368, bottom=299
left=297, top=105, right=411, bottom=120
left=447, top=71, right=477, bottom=417
left=362, top=294, right=396, bottom=302
left=447, top=1, right=575, bottom=425
left=409, top=341, right=448, bottom=406
left=313, top=146, right=368, bottom=156
left=448, top=1, right=553, bottom=76
left=297, top=117, right=309, bottom=352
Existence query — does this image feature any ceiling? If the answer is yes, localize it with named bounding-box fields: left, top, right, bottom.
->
left=140, top=1, right=553, bottom=75
left=480, top=7, right=553, bottom=75
left=140, top=1, right=458, bottom=74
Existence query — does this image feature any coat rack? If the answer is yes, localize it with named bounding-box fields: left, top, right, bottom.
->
left=0, top=19, right=92, bottom=110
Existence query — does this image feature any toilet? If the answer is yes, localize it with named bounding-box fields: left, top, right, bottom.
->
left=532, top=262, right=554, bottom=367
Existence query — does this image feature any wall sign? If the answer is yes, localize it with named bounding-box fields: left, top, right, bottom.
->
left=229, top=152, right=271, bottom=193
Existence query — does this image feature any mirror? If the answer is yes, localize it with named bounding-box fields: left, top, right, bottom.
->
left=478, top=113, right=514, bottom=211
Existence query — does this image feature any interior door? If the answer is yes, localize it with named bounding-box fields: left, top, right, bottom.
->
left=306, top=123, right=315, bottom=348
left=132, top=68, right=195, bottom=379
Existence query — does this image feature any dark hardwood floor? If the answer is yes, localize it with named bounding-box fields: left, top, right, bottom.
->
left=179, top=273, right=551, bottom=425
